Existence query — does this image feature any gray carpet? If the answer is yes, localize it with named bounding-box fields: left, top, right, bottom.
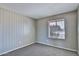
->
left=2, top=43, right=77, bottom=56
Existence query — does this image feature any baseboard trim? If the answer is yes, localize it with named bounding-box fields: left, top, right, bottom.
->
left=36, top=42, right=77, bottom=52
left=0, top=42, right=77, bottom=55
left=0, top=42, right=35, bottom=55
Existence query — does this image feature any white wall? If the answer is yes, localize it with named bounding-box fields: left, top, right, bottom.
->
left=36, top=11, right=77, bottom=51
left=0, top=7, right=36, bottom=55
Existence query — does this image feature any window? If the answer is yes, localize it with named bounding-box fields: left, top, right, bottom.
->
left=48, top=19, right=65, bottom=40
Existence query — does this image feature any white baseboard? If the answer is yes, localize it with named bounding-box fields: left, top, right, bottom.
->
left=37, top=42, right=77, bottom=52
left=0, top=42, right=77, bottom=55
left=0, top=42, right=35, bottom=55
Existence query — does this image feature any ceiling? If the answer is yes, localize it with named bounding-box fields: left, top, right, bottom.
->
left=0, top=3, right=79, bottom=19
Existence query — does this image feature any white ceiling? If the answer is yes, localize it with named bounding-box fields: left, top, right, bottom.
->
left=0, top=3, right=79, bottom=19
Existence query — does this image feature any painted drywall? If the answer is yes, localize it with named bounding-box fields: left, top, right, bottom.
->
left=78, top=7, right=79, bottom=54
left=0, top=7, right=36, bottom=55
left=36, top=11, right=77, bottom=51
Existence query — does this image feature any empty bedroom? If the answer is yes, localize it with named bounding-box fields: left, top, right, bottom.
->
left=0, top=3, right=79, bottom=56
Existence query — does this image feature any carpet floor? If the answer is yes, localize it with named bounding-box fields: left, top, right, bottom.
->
left=2, top=43, right=77, bottom=56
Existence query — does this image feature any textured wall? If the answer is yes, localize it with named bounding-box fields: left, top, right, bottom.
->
left=0, top=8, right=36, bottom=54
left=36, top=11, right=77, bottom=51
